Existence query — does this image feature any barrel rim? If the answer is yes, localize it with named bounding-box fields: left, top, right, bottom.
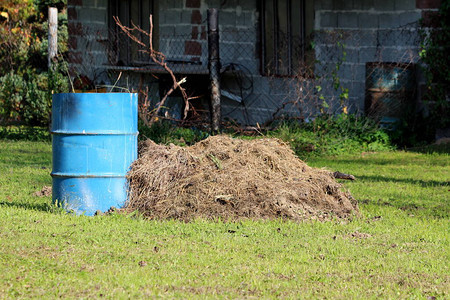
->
left=51, top=131, right=139, bottom=135
left=54, top=92, right=138, bottom=96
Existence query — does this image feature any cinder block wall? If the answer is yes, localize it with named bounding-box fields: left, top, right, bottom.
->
left=67, top=0, right=441, bottom=124
left=314, top=0, right=423, bottom=113
left=67, top=0, right=109, bottom=80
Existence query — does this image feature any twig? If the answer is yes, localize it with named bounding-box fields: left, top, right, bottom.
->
left=109, top=71, right=122, bottom=92
left=114, top=15, right=191, bottom=125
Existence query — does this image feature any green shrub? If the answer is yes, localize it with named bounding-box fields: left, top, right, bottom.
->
left=137, top=114, right=393, bottom=158
left=138, top=120, right=209, bottom=146
left=0, top=0, right=69, bottom=127
left=0, top=125, right=50, bottom=141
left=268, top=114, right=393, bottom=157
left=0, top=72, right=25, bottom=123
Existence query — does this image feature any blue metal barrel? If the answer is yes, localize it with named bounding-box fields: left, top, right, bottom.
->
left=51, top=93, right=138, bottom=215
left=365, top=62, right=416, bottom=129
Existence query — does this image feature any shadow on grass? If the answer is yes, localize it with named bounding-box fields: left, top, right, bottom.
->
left=406, top=143, right=450, bottom=154
left=0, top=200, right=57, bottom=213
left=357, top=175, right=449, bottom=188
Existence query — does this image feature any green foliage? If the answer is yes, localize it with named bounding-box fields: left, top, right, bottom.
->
left=138, top=120, right=209, bottom=146
left=0, top=0, right=69, bottom=127
left=0, top=72, right=25, bottom=123
left=269, top=114, right=392, bottom=158
left=137, top=114, right=392, bottom=158
left=0, top=126, right=50, bottom=141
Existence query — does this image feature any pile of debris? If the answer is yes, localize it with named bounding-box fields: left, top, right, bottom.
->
left=126, top=135, right=358, bottom=221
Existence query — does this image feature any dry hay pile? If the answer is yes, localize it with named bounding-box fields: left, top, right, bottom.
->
left=126, top=135, right=358, bottom=221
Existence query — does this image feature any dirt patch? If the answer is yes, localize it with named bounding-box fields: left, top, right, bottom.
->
left=126, top=135, right=358, bottom=221
left=34, top=186, right=52, bottom=197
left=344, top=231, right=373, bottom=239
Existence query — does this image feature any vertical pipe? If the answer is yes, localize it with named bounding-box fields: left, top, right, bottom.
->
left=261, top=0, right=266, bottom=74
left=287, top=0, right=292, bottom=75
left=300, top=0, right=305, bottom=62
left=273, top=0, right=278, bottom=74
left=48, top=7, right=58, bottom=68
left=208, top=8, right=221, bottom=133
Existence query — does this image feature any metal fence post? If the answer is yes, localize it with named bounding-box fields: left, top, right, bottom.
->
left=207, top=8, right=221, bottom=133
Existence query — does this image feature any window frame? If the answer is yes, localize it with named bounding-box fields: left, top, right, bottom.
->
left=260, top=0, right=308, bottom=77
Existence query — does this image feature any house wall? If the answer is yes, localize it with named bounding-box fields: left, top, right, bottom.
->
left=67, top=0, right=441, bottom=125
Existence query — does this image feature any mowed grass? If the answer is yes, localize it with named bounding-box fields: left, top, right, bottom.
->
left=0, top=140, right=448, bottom=299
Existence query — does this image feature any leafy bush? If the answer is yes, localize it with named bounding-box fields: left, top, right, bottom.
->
left=0, top=0, right=69, bottom=127
left=137, top=114, right=393, bottom=158
left=268, top=114, right=393, bottom=157
left=138, top=120, right=209, bottom=146
left=0, top=125, right=50, bottom=141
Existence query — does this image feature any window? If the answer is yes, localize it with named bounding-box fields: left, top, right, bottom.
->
left=109, top=0, right=159, bottom=66
left=261, top=0, right=313, bottom=76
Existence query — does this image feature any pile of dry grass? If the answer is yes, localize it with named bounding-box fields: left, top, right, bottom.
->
left=126, top=135, right=358, bottom=221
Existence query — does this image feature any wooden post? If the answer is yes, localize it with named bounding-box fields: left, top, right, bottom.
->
left=207, top=9, right=221, bottom=133
left=48, top=7, right=58, bottom=68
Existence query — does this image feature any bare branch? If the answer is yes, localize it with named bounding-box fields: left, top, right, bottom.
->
left=114, top=14, right=190, bottom=125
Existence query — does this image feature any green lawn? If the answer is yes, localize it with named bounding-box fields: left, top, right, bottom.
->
left=0, top=141, right=448, bottom=298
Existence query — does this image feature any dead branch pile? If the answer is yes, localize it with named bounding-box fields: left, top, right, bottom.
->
left=126, top=135, right=358, bottom=221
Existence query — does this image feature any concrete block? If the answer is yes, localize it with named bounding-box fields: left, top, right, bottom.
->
left=344, top=48, right=360, bottom=63
left=352, top=30, right=378, bottom=48
left=378, top=29, right=420, bottom=47
left=395, top=0, right=416, bottom=10
left=159, top=0, right=169, bottom=10
left=174, top=24, right=192, bottom=35
left=163, top=10, right=181, bottom=24
left=351, top=63, right=367, bottom=82
left=81, top=0, right=96, bottom=8
left=348, top=81, right=366, bottom=99
left=96, top=0, right=107, bottom=9
left=317, top=0, right=333, bottom=10
left=320, top=11, right=338, bottom=28
left=374, top=0, right=395, bottom=11
left=358, top=13, right=379, bottom=28
left=220, top=0, right=238, bottom=9
left=361, top=0, right=375, bottom=10
left=219, top=11, right=237, bottom=26
left=398, top=11, right=421, bottom=26
left=251, top=77, right=270, bottom=94
left=78, top=8, right=107, bottom=24
left=172, top=0, right=183, bottom=9
left=205, top=0, right=221, bottom=9
left=378, top=13, right=401, bottom=28
left=236, top=11, right=255, bottom=27
left=180, top=10, right=192, bottom=24
left=238, top=0, right=256, bottom=10
left=334, top=0, right=353, bottom=10
left=159, top=25, right=175, bottom=36
left=359, top=47, right=379, bottom=63
left=338, top=12, right=358, bottom=28
left=336, top=63, right=353, bottom=82
left=378, top=46, right=419, bottom=62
